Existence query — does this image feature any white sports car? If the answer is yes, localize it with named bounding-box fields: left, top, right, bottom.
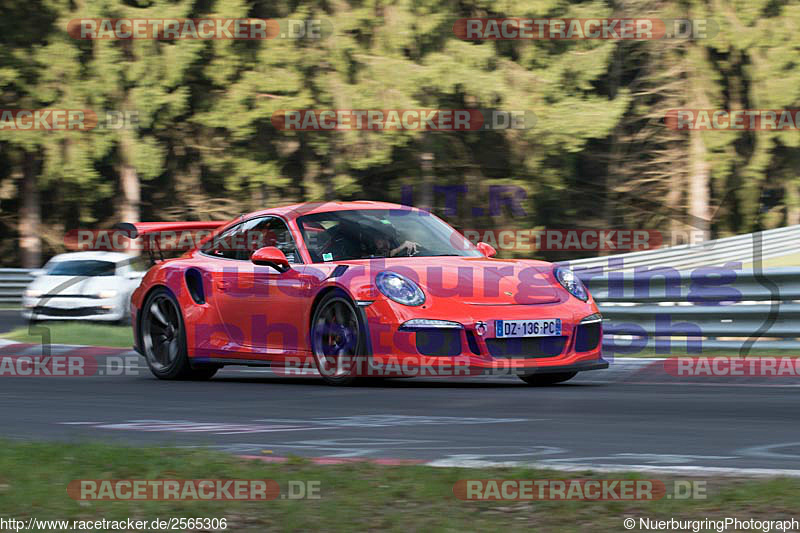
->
left=21, top=251, right=144, bottom=322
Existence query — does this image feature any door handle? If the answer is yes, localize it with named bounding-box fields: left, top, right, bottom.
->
left=216, top=280, right=231, bottom=291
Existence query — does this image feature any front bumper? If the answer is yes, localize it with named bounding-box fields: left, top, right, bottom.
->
left=495, top=358, right=608, bottom=376
left=360, top=299, right=606, bottom=374
left=21, top=296, right=124, bottom=321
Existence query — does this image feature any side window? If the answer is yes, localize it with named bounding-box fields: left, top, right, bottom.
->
left=203, top=223, right=246, bottom=260
left=203, top=217, right=301, bottom=263
left=247, top=217, right=301, bottom=264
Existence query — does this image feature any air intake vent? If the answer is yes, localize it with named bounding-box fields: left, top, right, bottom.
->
left=185, top=268, right=205, bottom=304
left=485, top=336, right=567, bottom=358
left=575, top=322, right=601, bottom=352
left=415, top=329, right=462, bottom=356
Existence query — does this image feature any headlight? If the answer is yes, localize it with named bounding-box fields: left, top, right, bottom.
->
left=96, top=290, right=118, bottom=299
left=554, top=266, right=588, bottom=301
left=376, top=271, right=425, bottom=306
left=24, top=289, right=42, bottom=298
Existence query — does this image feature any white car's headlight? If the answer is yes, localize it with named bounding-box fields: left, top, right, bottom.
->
left=24, top=289, right=42, bottom=298
left=96, top=290, right=118, bottom=299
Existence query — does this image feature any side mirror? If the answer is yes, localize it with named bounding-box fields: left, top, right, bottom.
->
left=251, top=246, right=290, bottom=272
left=477, top=242, right=497, bottom=258
left=30, top=269, right=45, bottom=277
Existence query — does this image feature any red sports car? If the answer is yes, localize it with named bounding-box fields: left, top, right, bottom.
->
left=125, top=201, right=607, bottom=385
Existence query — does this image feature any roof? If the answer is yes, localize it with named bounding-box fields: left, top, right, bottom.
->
left=47, top=251, right=134, bottom=263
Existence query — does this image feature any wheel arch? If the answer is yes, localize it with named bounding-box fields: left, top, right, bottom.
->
left=308, top=284, right=372, bottom=356
left=136, top=284, right=177, bottom=354
left=308, top=284, right=351, bottom=330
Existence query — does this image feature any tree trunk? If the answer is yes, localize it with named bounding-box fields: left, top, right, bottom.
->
left=666, top=175, right=683, bottom=244
left=18, top=154, right=41, bottom=268
left=419, top=133, right=434, bottom=211
left=118, top=131, right=140, bottom=223
left=688, top=129, right=710, bottom=241
left=787, top=179, right=800, bottom=226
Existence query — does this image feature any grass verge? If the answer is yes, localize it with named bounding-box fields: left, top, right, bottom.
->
left=2, top=322, right=133, bottom=348
left=0, top=440, right=798, bottom=531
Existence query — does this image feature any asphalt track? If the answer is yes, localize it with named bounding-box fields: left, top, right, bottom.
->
left=1, top=341, right=799, bottom=476
left=0, top=309, right=25, bottom=333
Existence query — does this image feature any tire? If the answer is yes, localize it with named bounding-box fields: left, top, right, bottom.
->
left=140, top=287, right=217, bottom=380
left=518, top=371, right=577, bottom=386
left=310, top=290, right=367, bottom=386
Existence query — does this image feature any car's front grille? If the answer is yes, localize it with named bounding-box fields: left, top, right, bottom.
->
left=32, top=306, right=109, bottom=317
left=575, top=322, right=601, bottom=352
left=485, top=336, right=567, bottom=358
left=414, top=329, right=462, bottom=356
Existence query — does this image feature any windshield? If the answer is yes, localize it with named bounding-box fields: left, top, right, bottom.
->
left=47, top=260, right=116, bottom=276
left=296, top=209, right=482, bottom=262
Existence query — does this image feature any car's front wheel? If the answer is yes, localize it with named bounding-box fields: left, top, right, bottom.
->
left=518, top=371, right=577, bottom=386
left=310, top=290, right=367, bottom=386
left=141, top=288, right=217, bottom=380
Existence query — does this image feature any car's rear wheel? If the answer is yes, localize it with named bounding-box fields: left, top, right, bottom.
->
left=518, top=371, right=577, bottom=386
left=141, top=288, right=217, bottom=380
left=310, top=291, right=366, bottom=386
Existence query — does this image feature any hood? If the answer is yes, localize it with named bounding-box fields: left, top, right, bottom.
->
left=27, top=275, right=122, bottom=297
left=338, top=256, right=563, bottom=305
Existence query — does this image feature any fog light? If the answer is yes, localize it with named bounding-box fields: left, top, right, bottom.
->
left=399, top=319, right=463, bottom=330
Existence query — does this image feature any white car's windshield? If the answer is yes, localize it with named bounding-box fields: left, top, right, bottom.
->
left=296, top=209, right=481, bottom=262
left=47, top=260, right=116, bottom=276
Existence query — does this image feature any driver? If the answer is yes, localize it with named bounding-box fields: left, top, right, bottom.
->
left=373, top=227, right=419, bottom=257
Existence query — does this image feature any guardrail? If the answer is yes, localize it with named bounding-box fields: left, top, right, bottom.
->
left=567, top=224, right=800, bottom=272
left=0, top=268, right=34, bottom=305
left=575, top=267, right=800, bottom=353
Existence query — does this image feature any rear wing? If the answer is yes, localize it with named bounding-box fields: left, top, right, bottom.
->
left=114, top=221, right=229, bottom=263
left=114, top=221, right=227, bottom=239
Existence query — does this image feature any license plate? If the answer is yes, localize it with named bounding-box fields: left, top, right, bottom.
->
left=494, top=319, right=562, bottom=338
